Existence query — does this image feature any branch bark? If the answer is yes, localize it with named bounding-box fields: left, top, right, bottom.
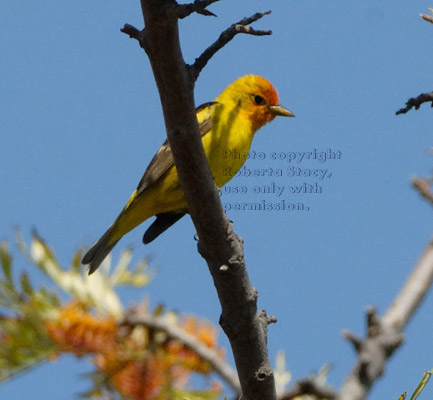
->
left=412, top=176, right=433, bottom=207
left=174, top=0, right=219, bottom=18
left=339, top=239, right=433, bottom=400
left=123, top=1, right=276, bottom=399
left=281, top=377, right=337, bottom=400
left=396, top=91, right=433, bottom=115
left=420, top=11, right=433, bottom=24
left=191, top=11, right=272, bottom=80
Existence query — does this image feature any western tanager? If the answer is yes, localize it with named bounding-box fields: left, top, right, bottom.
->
left=82, top=75, right=294, bottom=273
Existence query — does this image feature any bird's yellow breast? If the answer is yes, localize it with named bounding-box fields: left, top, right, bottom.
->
left=113, top=101, right=256, bottom=240
left=202, top=102, right=255, bottom=187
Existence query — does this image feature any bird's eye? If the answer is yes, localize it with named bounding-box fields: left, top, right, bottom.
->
left=253, top=95, right=266, bottom=105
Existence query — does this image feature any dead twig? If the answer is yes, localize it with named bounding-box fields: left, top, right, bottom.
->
left=412, top=176, right=433, bottom=207
left=190, top=11, right=272, bottom=80
left=396, top=92, right=433, bottom=115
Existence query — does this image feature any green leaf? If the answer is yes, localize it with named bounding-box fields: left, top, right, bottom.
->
left=0, top=241, right=12, bottom=283
left=172, top=388, right=220, bottom=399
left=410, top=369, right=433, bottom=400
left=71, top=249, right=84, bottom=273
left=0, top=278, right=21, bottom=310
left=20, top=272, right=33, bottom=296
left=153, top=304, right=165, bottom=317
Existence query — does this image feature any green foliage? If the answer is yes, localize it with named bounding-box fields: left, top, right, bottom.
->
left=174, top=388, right=221, bottom=399
left=0, top=240, right=59, bottom=381
left=398, top=369, right=433, bottom=400
left=0, top=232, right=153, bottom=382
left=0, top=233, right=221, bottom=400
left=17, top=232, right=153, bottom=318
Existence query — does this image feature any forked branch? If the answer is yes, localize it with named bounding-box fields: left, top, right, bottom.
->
left=174, top=0, right=219, bottom=18
left=339, top=239, right=433, bottom=400
left=191, top=11, right=272, bottom=80
left=122, top=1, right=277, bottom=399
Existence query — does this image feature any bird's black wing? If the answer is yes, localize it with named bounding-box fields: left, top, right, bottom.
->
left=136, top=101, right=217, bottom=196
left=139, top=101, right=217, bottom=243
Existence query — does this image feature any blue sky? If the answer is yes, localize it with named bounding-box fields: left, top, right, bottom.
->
left=1, top=0, right=433, bottom=398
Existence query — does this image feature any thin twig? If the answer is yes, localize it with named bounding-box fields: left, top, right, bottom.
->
left=420, top=12, right=433, bottom=24
left=341, top=330, right=362, bottom=353
left=412, top=176, right=433, bottom=207
left=396, top=91, right=433, bottom=115
left=125, top=313, right=241, bottom=394
left=174, top=0, right=219, bottom=18
left=120, top=24, right=146, bottom=49
left=281, top=377, right=337, bottom=400
left=191, top=11, right=272, bottom=80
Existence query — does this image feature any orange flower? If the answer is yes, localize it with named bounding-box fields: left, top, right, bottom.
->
left=45, top=302, right=116, bottom=356
left=46, top=305, right=222, bottom=399
left=182, top=316, right=217, bottom=348
left=166, top=316, right=221, bottom=376
left=111, top=358, right=166, bottom=400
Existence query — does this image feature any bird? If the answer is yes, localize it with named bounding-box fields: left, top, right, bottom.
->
left=82, top=75, right=294, bottom=274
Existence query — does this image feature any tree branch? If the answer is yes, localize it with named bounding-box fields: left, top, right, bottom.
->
left=420, top=10, right=433, bottom=24
left=412, top=176, right=433, bottom=207
left=382, top=240, right=433, bottom=331
left=174, top=0, right=219, bottom=18
left=281, top=377, right=337, bottom=400
left=123, top=2, right=277, bottom=399
left=339, top=238, right=433, bottom=400
left=124, top=312, right=241, bottom=394
left=190, top=10, right=272, bottom=80
left=396, top=91, right=433, bottom=115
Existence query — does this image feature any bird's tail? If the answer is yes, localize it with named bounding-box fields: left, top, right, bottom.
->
left=82, top=226, right=119, bottom=275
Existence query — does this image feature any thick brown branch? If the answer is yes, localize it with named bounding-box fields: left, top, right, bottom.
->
left=339, top=239, right=433, bottom=400
left=124, top=312, right=241, bottom=394
left=396, top=91, right=433, bottom=115
left=191, top=10, right=272, bottom=80
left=130, top=1, right=277, bottom=399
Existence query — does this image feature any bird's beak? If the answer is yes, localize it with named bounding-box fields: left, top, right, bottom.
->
left=268, top=104, right=295, bottom=118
